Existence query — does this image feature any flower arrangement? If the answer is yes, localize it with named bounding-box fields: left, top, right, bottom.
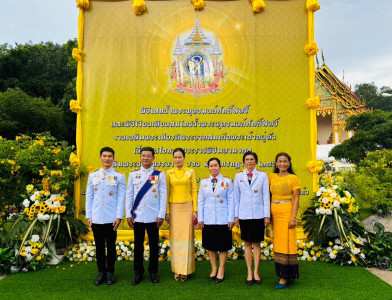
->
left=303, top=172, right=365, bottom=265
left=12, top=234, right=51, bottom=272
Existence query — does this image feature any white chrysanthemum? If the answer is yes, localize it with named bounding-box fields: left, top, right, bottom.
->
left=322, top=197, right=329, bottom=204
left=68, top=250, right=73, bottom=255
left=87, top=257, right=93, bottom=261
left=144, top=256, right=150, bottom=261
left=25, top=246, right=32, bottom=253
left=330, top=192, right=337, bottom=198
left=360, top=253, right=366, bottom=259
left=300, top=256, right=307, bottom=261
left=316, top=190, right=322, bottom=196
left=310, top=241, right=314, bottom=246
left=347, top=260, right=352, bottom=265
left=77, top=254, right=82, bottom=258
left=329, top=252, right=336, bottom=259
left=333, top=185, right=339, bottom=190
left=327, top=247, right=332, bottom=253
left=122, top=252, right=126, bottom=257
left=344, top=191, right=351, bottom=197
left=145, top=245, right=150, bottom=251
left=320, top=187, right=326, bottom=193
left=31, top=234, right=40, bottom=243
left=119, top=241, right=124, bottom=246
left=26, top=253, right=32, bottom=261
left=269, top=244, right=274, bottom=250
left=333, top=201, right=340, bottom=208
left=23, top=199, right=30, bottom=208
left=116, top=246, right=119, bottom=250
left=117, top=257, right=122, bottom=261
left=160, top=249, right=165, bottom=254
left=315, top=208, right=320, bottom=215
left=90, top=251, right=95, bottom=257
left=326, top=209, right=333, bottom=215
left=319, top=208, right=327, bottom=215
left=42, top=247, right=49, bottom=255
left=263, top=249, right=269, bottom=257
left=335, top=238, right=341, bottom=244
left=333, top=245, right=339, bottom=250
left=303, top=251, right=309, bottom=258
left=162, top=244, right=166, bottom=249
left=69, top=257, right=73, bottom=261
left=127, top=251, right=132, bottom=256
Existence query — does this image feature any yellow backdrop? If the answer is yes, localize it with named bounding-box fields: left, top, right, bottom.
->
left=77, top=0, right=314, bottom=235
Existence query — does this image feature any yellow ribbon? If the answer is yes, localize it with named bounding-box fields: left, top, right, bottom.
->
left=69, top=153, right=81, bottom=167
left=191, top=0, right=206, bottom=10
left=306, top=0, right=321, bottom=12
left=76, top=0, right=89, bottom=9
left=306, top=96, right=320, bottom=109
left=72, top=48, right=83, bottom=62
left=306, top=161, right=323, bottom=174
left=133, top=0, right=146, bottom=15
left=252, top=0, right=266, bottom=13
left=304, top=41, right=319, bottom=56
left=69, top=100, right=82, bottom=113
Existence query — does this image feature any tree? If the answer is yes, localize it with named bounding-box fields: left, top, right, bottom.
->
left=329, top=110, right=392, bottom=163
left=354, top=83, right=392, bottom=111
left=0, top=40, right=77, bottom=105
left=0, top=88, right=66, bottom=140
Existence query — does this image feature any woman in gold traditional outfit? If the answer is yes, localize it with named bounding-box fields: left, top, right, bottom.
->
left=166, top=148, right=198, bottom=281
left=268, top=152, right=301, bottom=289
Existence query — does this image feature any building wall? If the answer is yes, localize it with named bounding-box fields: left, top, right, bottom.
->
left=317, top=115, right=333, bottom=144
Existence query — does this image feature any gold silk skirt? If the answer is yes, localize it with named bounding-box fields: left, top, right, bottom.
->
left=169, top=201, right=195, bottom=275
left=271, top=201, right=299, bottom=279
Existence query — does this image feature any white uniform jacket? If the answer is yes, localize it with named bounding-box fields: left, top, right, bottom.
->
left=198, top=173, right=234, bottom=225
left=86, top=167, right=126, bottom=224
left=125, top=166, right=167, bottom=223
left=234, top=169, right=270, bottom=220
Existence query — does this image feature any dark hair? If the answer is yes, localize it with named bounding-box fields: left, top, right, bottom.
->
left=207, top=157, right=221, bottom=167
left=242, top=151, right=258, bottom=163
left=100, top=147, right=115, bottom=157
left=173, top=148, right=185, bottom=157
left=140, top=146, right=155, bottom=156
left=273, top=152, right=295, bottom=174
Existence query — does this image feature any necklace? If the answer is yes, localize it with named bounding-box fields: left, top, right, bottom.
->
left=173, top=167, right=185, bottom=179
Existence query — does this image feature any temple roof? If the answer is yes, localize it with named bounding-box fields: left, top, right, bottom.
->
left=315, top=60, right=369, bottom=122
left=184, top=14, right=212, bottom=45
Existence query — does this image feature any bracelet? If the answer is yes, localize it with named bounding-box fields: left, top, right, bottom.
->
left=290, top=217, right=297, bottom=221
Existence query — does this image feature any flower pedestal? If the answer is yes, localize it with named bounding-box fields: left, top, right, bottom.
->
left=42, top=225, right=63, bottom=265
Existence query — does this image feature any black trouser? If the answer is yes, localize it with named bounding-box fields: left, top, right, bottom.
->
left=92, top=223, right=117, bottom=273
left=133, top=222, right=159, bottom=276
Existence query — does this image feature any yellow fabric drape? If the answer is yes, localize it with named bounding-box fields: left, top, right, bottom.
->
left=72, top=5, right=86, bottom=218
left=306, top=0, right=320, bottom=192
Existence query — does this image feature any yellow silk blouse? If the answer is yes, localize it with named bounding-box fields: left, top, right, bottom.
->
left=166, top=167, right=198, bottom=213
left=268, top=173, right=301, bottom=200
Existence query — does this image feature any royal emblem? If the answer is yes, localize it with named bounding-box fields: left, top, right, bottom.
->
left=168, top=14, right=229, bottom=98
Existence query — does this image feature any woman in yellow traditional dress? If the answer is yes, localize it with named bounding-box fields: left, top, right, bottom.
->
left=269, top=152, right=301, bottom=289
left=166, top=148, right=198, bottom=281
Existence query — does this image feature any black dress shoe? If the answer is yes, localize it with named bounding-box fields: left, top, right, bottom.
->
left=253, top=278, right=262, bottom=285
left=94, top=272, right=106, bottom=286
left=215, top=273, right=225, bottom=283
left=106, top=272, right=115, bottom=285
left=208, top=273, right=217, bottom=282
left=246, top=278, right=253, bottom=285
left=150, top=274, right=159, bottom=283
left=132, top=274, right=143, bottom=286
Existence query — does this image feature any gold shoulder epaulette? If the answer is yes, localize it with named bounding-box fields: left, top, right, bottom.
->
left=236, top=170, right=243, bottom=173
left=155, top=168, right=164, bottom=172
left=223, top=175, right=232, bottom=180
left=130, top=168, right=140, bottom=172
left=114, top=168, right=124, bottom=174
left=90, top=168, right=99, bottom=173
left=257, top=168, right=264, bottom=173
left=202, top=177, right=209, bottom=180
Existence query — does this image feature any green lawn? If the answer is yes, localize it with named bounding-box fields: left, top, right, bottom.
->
left=1, top=260, right=390, bottom=299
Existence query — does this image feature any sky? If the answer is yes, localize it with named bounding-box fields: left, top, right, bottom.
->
left=0, top=0, right=391, bottom=89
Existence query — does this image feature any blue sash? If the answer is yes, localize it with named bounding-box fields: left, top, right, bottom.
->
left=131, top=169, right=161, bottom=218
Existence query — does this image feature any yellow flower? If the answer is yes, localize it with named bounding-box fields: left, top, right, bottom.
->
left=310, top=250, right=315, bottom=256
left=69, top=153, right=81, bottom=167
left=15, top=136, right=21, bottom=141
left=117, top=250, right=122, bottom=255
left=77, top=250, right=82, bottom=254
left=133, top=0, right=146, bottom=15
left=298, top=242, right=304, bottom=249
left=20, top=252, right=26, bottom=256
left=314, top=246, right=319, bottom=251
left=307, top=256, right=312, bottom=261
left=332, top=250, right=338, bottom=255
left=306, top=0, right=321, bottom=12
left=316, top=252, right=321, bottom=258
left=306, top=160, right=323, bottom=174
left=306, top=243, right=312, bottom=249
left=251, top=0, right=265, bottom=13
left=297, top=250, right=303, bottom=255
left=10, top=147, right=14, bottom=150
left=304, top=41, right=319, bottom=56
left=72, top=48, right=83, bottom=62
left=351, top=255, right=357, bottom=262
left=82, top=257, right=87, bottom=261
left=36, top=256, right=42, bottom=261
left=76, top=0, right=90, bottom=9
left=158, top=256, right=164, bottom=262
left=263, top=241, right=268, bottom=247
left=306, top=96, right=320, bottom=109
left=8, top=160, right=16, bottom=165
left=329, top=241, right=333, bottom=246
left=125, top=241, right=130, bottom=246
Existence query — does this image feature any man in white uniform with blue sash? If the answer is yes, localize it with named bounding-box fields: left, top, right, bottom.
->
left=126, top=146, right=167, bottom=285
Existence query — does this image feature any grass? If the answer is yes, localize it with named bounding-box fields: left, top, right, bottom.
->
left=358, top=204, right=375, bottom=221
left=1, top=260, right=391, bottom=299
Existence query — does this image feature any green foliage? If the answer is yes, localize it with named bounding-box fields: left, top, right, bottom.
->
left=0, top=247, right=14, bottom=274
left=0, top=88, right=66, bottom=140
left=362, top=223, right=392, bottom=270
left=355, top=83, right=392, bottom=112
left=329, top=110, right=392, bottom=163
left=0, top=40, right=77, bottom=105
left=345, top=150, right=392, bottom=213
